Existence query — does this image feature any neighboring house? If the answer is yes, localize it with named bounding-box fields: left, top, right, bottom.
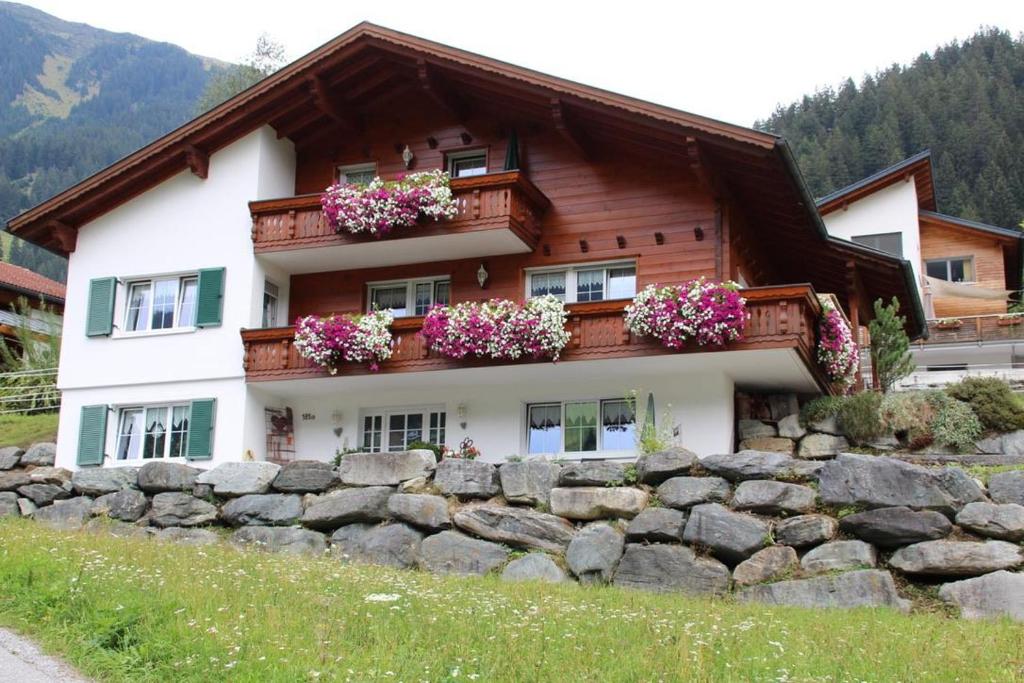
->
left=0, top=261, right=65, bottom=343
left=818, top=151, right=1024, bottom=387
left=6, top=23, right=921, bottom=470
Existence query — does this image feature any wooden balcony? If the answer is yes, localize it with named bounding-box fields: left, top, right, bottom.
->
left=249, top=171, right=550, bottom=273
left=919, top=314, right=1024, bottom=346
left=241, top=284, right=840, bottom=393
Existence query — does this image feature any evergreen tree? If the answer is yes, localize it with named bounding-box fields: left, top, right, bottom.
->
left=195, top=34, right=286, bottom=114
left=869, top=297, right=916, bottom=392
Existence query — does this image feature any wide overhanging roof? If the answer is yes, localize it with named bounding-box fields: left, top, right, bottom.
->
left=816, top=150, right=936, bottom=215
left=6, top=22, right=925, bottom=338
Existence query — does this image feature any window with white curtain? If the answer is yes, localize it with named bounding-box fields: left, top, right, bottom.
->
left=526, top=263, right=636, bottom=303
left=124, top=276, right=197, bottom=332
left=527, top=398, right=636, bottom=455
left=116, top=404, right=190, bottom=460
left=368, top=277, right=450, bottom=317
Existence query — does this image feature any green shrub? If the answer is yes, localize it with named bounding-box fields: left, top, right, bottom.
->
left=407, top=440, right=442, bottom=459
left=836, top=391, right=884, bottom=445
left=928, top=392, right=982, bottom=452
left=879, top=392, right=935, bottom=449
left=945, top=377, right=1024, bottom=433
left=800, top=396, right=845, bottom=426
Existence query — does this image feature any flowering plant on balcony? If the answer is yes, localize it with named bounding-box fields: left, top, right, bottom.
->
left=624, top=278, right=747, bottom=349
left=293, top=310, right=394, bottom=373
left=420, top=295, right=570, bottom=361
left=817, top=296, right=859, bottom=389
left=320, top=169, right=459, bottom=238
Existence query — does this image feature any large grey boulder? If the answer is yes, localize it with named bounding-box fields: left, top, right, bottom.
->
left=613, top=543, right=730, bottom=595
left=774, top=514, right=837, bottom=548
left=149, top=492, right=218, bottom=528
left=0, top=446, right=23, bottom=470
left=20, top=442, right=56, bottom=467
left=838, top=506, right=953, bottom=548
left=566, top=522, right=625, bottom=583
left=739, top=570, right=909, bottom=611
left=337, top=450, right=436, bottom=486
left=800, top=540, right=877, bottom=574
left=92, top=489, right=148, bottom=522
left=549, top=487, right=648, bottom=520
left=453, top=504, right=574, bottom=552
left=17, top=498, right=35, bottom=516
left=797, top=433, right=850, bottom=459
left=33, top=497, right=94, bottom=530
left=656, top=476, right=730, bottom=509
left=231, top=526, right=327, bottom=555
left=818, top=454, right=985, bottom=516
left=433, top=459, right=500, bottom=499
left=955, top=502, right=1024, bottom=542
left=196, top=462, right=281, bottom=497
left=137, top=462, right=201, bottom=493
left=889, top=540, right=1022, bottom=576
left=0, top=491, right=18, bottom=517
left=976, top=431, right=1024, bottom=456
left=499, top=461, right=560, bottom=505
left=699, top=451, right=804, bottom=482
left=777, top=415, right=806, bottom=440
left=271, top=460, right=340, bottom=493
left=155, top=527, right=221, bottom=546
left=738, top=419, right=776, bottom=440
left=0, top=470, right=31, bottom=491
left=331, top=523, right=423, bottom=569
left=220, top=494, right=303, bottom=527
left=636, top=448, right=698, bottom=484
left=731, top=480, right=816, bottom=515
left=72, top=467, right=139, bottom=496
left=558, top=461, right=626, bottom=486
left=501, top=554, right=567, bottom=583
left=418, top=530, right=509, bottom=576
left=938, top=571, right=1024, bottom=621
left=737, top=437, right=795, bottom=454
left=625, top=508, right=686, bottom=542
left=28, top=467, right=72, bottom=486
left=987, top=470, right=1024, bottom=505
left=17, top=483, right=70, bottom=506
left=300, top=486, right=392, bottom=530
left=682, top=503, right=769, bottom=564
left=733, top=545, right=798, bottom=586
left=386, top=493, right=451, bottom=531
left=809, top=415, right=842, bottom=436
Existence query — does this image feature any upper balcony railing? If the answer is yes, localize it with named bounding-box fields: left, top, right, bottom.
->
left=919, top=314, right=1024, bottom=346
left=249, top=171, right=550, bottom=258
left=240, top=284, right=840, bottom=393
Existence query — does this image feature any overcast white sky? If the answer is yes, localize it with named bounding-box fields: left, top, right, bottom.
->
left=18, top=0, right=1024, bottom=127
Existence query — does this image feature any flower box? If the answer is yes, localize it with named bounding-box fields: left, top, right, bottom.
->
left=935, top=319, right=963, bottom=330
left=293, top=310, right=394, bottom=373
left=996, top=315, right=1023, bottom=327
left=623, top=278, right=747, bottom=349
left=817, top=296, right=859, bottom=390
left=320, top=169, right=458, bottom=238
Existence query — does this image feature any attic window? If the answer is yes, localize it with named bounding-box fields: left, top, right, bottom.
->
left=447, top=150, right=487, bottom=178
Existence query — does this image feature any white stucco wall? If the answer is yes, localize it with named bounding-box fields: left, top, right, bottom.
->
left=55, top=127, right=295, bottom=469
left=822, top=178, right=923, bottom=295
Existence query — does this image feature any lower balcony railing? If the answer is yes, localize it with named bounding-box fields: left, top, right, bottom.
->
left=919, top=314, right=1024, bottom=346
left=241, top=284, right=839, bottom=392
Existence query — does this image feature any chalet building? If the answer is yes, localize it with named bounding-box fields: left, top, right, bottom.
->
left=0, top=261, right=65, bottom=344
left=7, top=24, right=921, bottom=470
left=818, top=151, right=1024, bottom=387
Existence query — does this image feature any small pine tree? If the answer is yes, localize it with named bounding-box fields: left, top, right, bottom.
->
left=195, top=34, right=287, bottom=114
left=869, top=297, right=916, bottom=392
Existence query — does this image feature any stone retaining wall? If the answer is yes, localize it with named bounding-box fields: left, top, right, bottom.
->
left=1, top=442, right=1022, bottom=621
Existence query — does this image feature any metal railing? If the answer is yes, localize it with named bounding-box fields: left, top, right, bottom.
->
left=0, top=367, right=59, bottom=415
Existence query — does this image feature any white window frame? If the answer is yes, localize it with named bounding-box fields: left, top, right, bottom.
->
left=446, top=149, right=488, bottom=178
left=115, top=403, right=190, bottom=461
left=367, top=276, right=450, bottom=317
left=359, top=405, right=447, bottom=453
left=524, top=398, right=637, bottom=458
left=336, top=162, right=377, bottom=185
left=121, top=274, right=198, bottom=336
left=925, top=256, right=975, bottom=284
left=525, top=261, right=637, bottom=304
left=262, top=280, right=280, bottom=328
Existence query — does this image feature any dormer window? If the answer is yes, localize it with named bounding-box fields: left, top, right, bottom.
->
left=447, top=150, right=487, bottom=178
left=336, top=162, right=377, bottom=185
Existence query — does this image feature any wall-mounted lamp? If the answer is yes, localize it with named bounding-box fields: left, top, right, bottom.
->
left=694, top=226, right=705, bottom=241
left=476, top=263, right=489, bottom=288
left=457, top=403, right=468, bottom=430
left=402, top=144, right=415, bottom=169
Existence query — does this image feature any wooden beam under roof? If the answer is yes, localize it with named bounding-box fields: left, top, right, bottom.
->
left=550, top=98, right=590, bottom=159
left=308, top=74, right=363, bottom=133
left=416, top=58, right=467, bottom=121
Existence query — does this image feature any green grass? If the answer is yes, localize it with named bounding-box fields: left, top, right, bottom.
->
left=0, top=411, right=58, bottom=448
left=0, top=522, right=1022, bottom=682
left=962, top=463, right=1024, bottom=484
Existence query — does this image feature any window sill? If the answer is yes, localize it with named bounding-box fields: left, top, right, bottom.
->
left=112, top=327, right=198, bottom=340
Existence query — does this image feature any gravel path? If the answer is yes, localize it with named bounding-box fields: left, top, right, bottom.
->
left=0, top=628, right=91, bottom=682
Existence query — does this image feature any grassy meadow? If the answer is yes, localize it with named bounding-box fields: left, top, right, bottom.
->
left=0, top=411, right=58, bottom=448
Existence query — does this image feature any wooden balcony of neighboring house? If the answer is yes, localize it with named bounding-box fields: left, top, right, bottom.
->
left=249, top=171, right=550, bottom=274
left=917, top=314, right=1024, bottom=346
left=240, top=284, right=845, bottom=394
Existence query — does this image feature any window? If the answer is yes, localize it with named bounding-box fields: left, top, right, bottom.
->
left=447, top=150, right=487, bottom=178
left=116, top=404, right=189, bottom=460
left=124, top=275, right=198, bottom=333
left=527, top=399, right=636, bottom=455
left=262, top=281, right=279, bottom=328
left=368, top=277, right=450, bottom=317
left=361, top=407, right=446, bottom=452
left=336, top=162, right=377, bottom=185
left=527, top=263, right=637, bottom=303
left=926, top=257, right=974, bottom=283
left=851, top=232, right=903, bottom=257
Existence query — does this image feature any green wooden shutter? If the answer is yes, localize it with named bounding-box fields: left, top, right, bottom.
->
left=77, top=405, right=107, bottom=466
left=86, top=277, right=117, bottom=337
left=186, top=399, right=216, bottom=460
left=195, top=268, right=225, bottom=327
